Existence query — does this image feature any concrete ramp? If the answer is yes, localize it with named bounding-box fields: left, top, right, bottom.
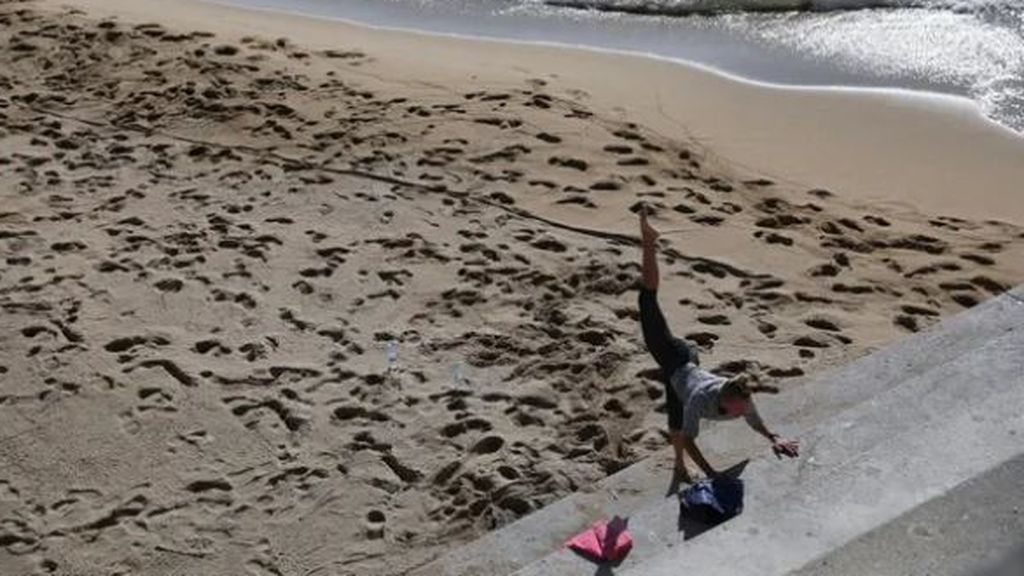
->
left=419, top=286, right=1024, bottom=576
left=620, top=318, right=1024, bottom=576
left=790, top=454, right=1024, bottom=576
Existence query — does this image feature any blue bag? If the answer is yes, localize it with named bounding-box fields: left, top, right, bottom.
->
left=680, top=476, right=744, bottom=525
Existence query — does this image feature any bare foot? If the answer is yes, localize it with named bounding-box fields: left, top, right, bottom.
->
left=639, top=207, right=660, bottom=245
left=674, top=461, right=693, bottom=484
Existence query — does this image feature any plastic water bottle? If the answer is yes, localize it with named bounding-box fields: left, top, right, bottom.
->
left=386, top=341, right=398, bottom=372
left=452, top=361, right=465, bottom=386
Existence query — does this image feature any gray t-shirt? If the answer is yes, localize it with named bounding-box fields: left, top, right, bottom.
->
left=670, top=362, right=764, bottom=438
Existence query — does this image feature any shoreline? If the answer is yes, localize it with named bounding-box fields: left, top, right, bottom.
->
left=48, top=0, right=1024, bottom=224
left=217, top=1, right=988, bottom=106
left=214, top=0, right=1019, bottom=133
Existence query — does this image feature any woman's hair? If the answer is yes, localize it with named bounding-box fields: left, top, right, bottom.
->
left=720, top=375, right=779, bottom=399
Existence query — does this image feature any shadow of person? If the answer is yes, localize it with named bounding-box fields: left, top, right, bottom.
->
left=721, top=459, right=750, bottom=479
left=566, top=546, right=627, bottom=576
left=677, top=504, right=715, bottom=541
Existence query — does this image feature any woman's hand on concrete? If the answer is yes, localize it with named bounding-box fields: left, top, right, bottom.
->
left=771, top=437, right=800, bottom=459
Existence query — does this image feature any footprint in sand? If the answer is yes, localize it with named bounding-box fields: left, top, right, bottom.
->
left=697, top=314, right=730, bottom=326
left=618, top=157, right=650, bottom=166
left=894, top=314, right=919, bottom=332
left=469, top=435, right=505, bottom=455
left=603, top=398, right=632, bottom=419
left=556, top=196, right=597, bottom=209
left=548, top=156, right=588, bottom=171
left=154, top=278, right=184, bottom=292
left=949, top=293, right=979, bottom=308
left=794, top=335, right=831, bottom=350
left=603, top=144, right=633, bottom=154
left=441, top=418, right=492, bottom=439
left=767, top=366, right=805, bottom=378
left=691, top=214, right=725, bottom=226
left=589, top=180, right=620, bottom=191
left=193, top=339, right=231, bottom=356
left=960, top=253, right=995, bottom=266
left=901, top=304, right=939, bottom=318
left=804, top=317, right=841, bottom=332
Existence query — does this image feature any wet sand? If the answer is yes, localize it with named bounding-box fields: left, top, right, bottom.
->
left=1, top=0, right=1023, bottom=574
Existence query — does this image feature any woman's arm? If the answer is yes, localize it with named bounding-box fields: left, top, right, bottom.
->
left=745, top=406, right=776, bottom=441
left=745, top=404, right=800, bottom=458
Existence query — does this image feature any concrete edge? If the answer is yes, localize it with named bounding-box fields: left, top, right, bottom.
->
left=624, top=329, right=1024, bottom=576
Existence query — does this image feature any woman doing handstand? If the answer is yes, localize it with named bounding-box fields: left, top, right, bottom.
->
left=638, top=209, right=799, bottom=481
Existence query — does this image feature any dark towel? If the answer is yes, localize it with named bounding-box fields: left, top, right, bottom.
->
left=680, top=476, right=744, bottom=526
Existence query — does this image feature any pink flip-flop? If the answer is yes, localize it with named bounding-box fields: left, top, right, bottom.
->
left=565, top=515, right=632, bottom=563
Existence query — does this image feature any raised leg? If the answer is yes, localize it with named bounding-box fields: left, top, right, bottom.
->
left=640, top=209, right=660, bottom=291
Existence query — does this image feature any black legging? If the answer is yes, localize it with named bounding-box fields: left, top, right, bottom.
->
left=639, top=287, right=695, bottom=431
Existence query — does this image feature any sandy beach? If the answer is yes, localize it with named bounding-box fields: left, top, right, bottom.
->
left=1, top=0, right=1023, bottom=574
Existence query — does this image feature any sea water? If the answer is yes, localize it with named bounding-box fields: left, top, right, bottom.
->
left=218, top=0, right=1024, bottom=132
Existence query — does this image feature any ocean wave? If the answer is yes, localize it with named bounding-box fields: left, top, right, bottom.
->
left=540, top=0, right=1002, bottom=17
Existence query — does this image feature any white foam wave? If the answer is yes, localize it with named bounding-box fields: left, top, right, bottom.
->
left=719, top=3, right=1024, bottom=127
left=542, top=0, right=1021, bottom=15
left=537, top=0, right=1024, bottom=130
